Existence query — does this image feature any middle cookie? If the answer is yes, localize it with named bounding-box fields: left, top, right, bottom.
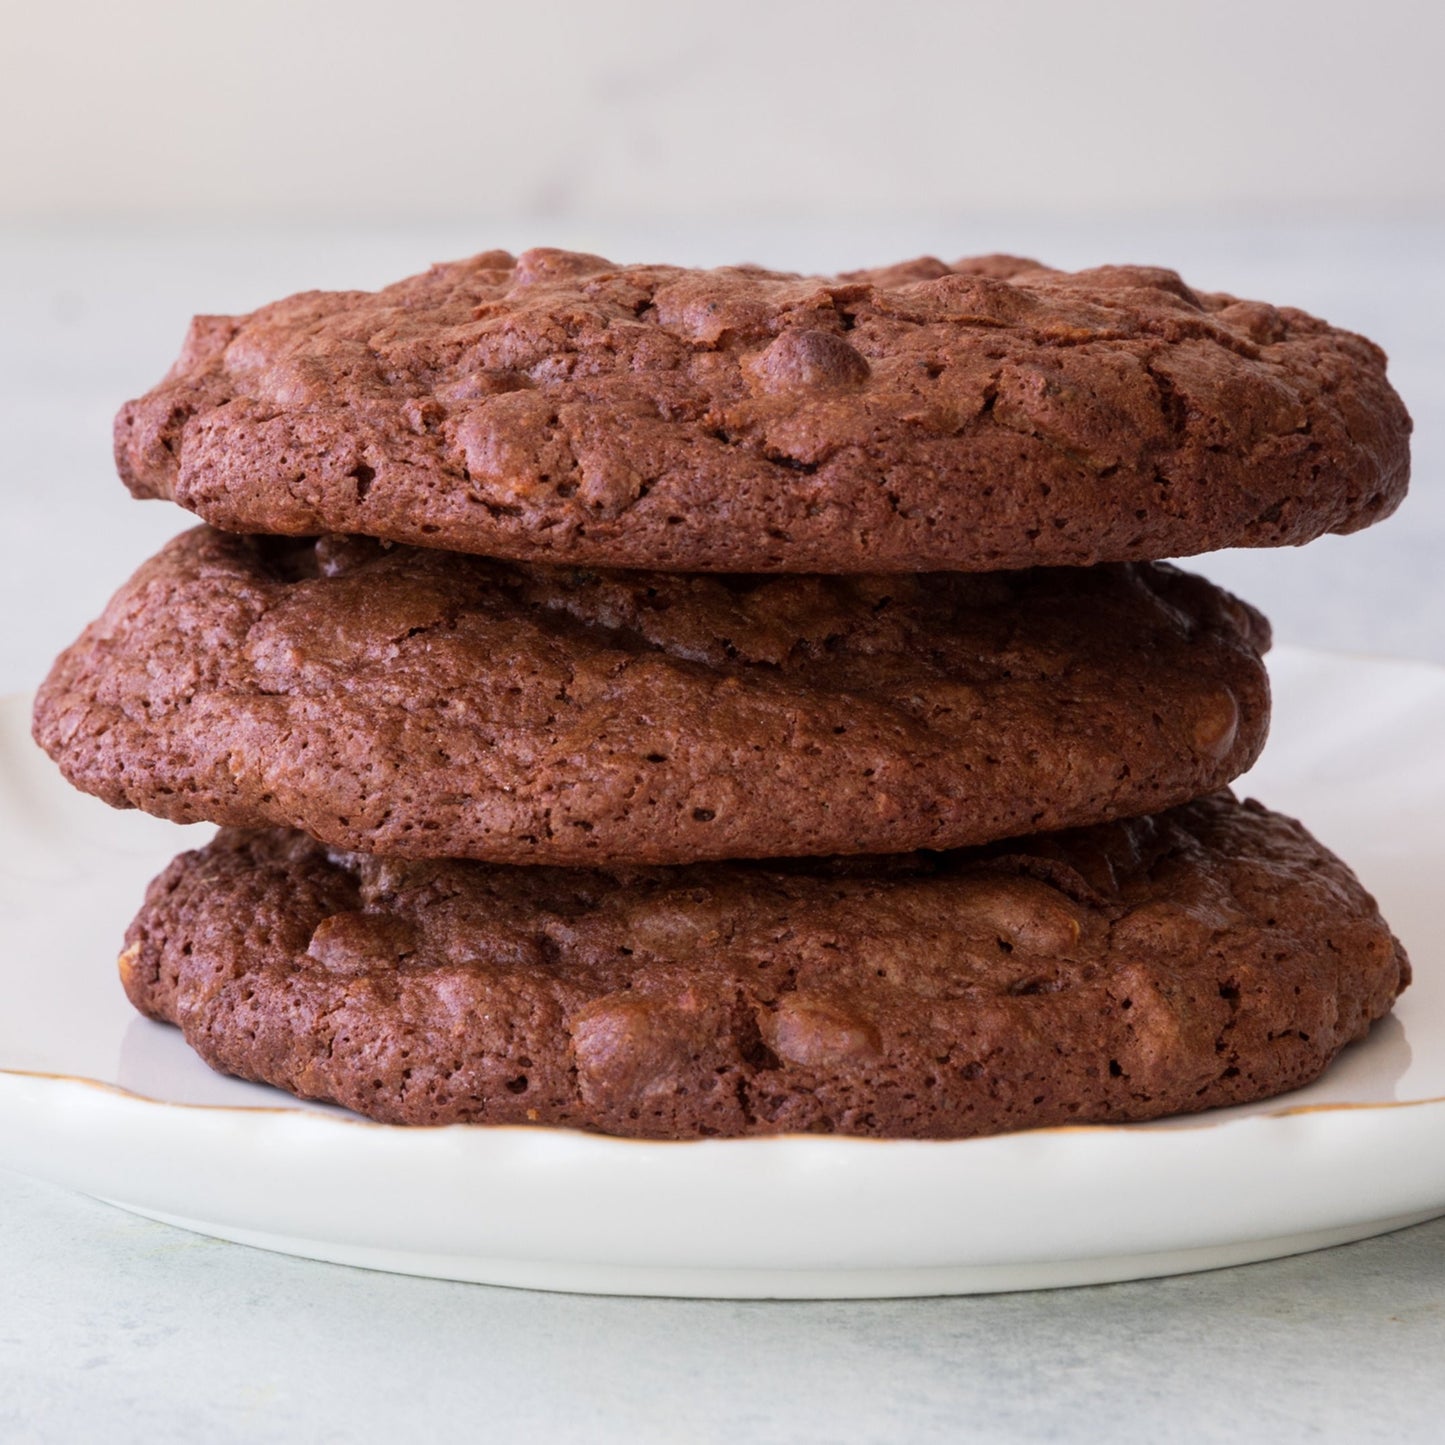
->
left=35, top=527, right=1270, bottom=865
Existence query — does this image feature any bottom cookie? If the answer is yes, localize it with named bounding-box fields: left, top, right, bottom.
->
left=121, top=793, right=1408, bottom=1139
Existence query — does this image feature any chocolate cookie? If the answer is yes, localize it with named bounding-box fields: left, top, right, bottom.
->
left=115, top=249, right=1410, bottom=573
left=120, top=793, right=1409, bottom=1138
left=35, top=527, right=1270, bottom=865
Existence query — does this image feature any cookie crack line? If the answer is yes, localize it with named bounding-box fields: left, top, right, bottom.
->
left=113, top=248, right=1410, bottom=574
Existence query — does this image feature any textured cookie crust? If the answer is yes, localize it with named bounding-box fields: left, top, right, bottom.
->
left=35, top=527, right=1270, bottom=865
left=115, top=248, right=1410, bottom=573
left=120, top=794, right=1409, bottom=1138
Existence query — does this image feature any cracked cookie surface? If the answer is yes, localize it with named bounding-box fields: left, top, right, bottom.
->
left=119, top=793, right=1409, bottom=1137
left=115, top=248, right=1411, bottom=572
left=35, top=527, right=1270, bottom=864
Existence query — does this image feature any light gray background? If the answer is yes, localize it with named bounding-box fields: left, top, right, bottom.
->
left=4, top=0, right=1444, bottom=221
left=2, top=1, right=1443, bottom=1439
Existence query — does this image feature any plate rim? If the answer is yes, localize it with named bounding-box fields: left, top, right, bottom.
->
left=4, top=1064, right=1444, bottom=1146
left=7, top=646, right=1445, bottom=1293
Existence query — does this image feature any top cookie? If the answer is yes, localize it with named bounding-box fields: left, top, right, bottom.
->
left=116, top=249, right=1410, bottom=574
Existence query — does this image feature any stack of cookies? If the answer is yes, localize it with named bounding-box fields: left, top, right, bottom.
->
left=34, top=249, right=1413, bottom=1139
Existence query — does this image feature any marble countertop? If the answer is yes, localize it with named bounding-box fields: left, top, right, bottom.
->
left=3, top=1168, right=1442, bottom=1445
left=1, top=219, right=1442, bottom=1442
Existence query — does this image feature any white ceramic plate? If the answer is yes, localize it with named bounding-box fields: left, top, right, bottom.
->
left=3, top=645, right=1444, bottom=1298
